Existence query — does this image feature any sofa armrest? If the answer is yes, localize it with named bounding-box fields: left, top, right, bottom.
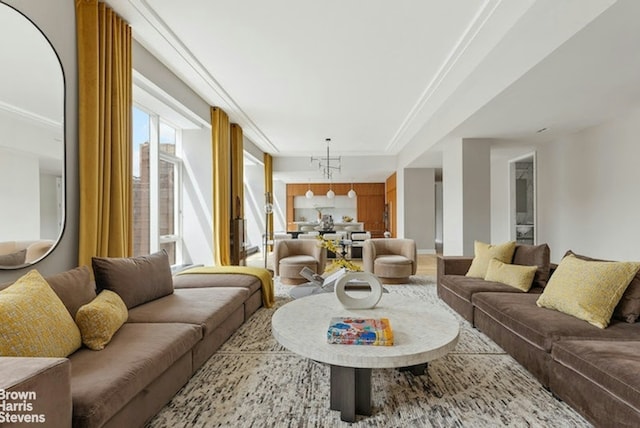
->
left=437, top=256, right=473, bottom=284
left=0, top=357, right=72, bottom=427
left=362, top=240, right=376, bottom=273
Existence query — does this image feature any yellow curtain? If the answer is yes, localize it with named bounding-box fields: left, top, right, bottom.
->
left=230, top=124, right=244, bottom=219
left=264, top=153, right=274, bottom=245
left=76, top=0, right=132, bottom=268
left=212, top=107, right=231, bottom=266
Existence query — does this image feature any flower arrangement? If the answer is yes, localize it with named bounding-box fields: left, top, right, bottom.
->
left=317, top=236, right=362, bottom=273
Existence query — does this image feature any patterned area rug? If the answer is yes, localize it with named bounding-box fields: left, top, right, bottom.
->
left=146, top=277, right=591, bottom=427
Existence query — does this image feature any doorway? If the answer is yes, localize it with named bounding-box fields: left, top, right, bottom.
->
left=509, top=153, right=536, bottom=244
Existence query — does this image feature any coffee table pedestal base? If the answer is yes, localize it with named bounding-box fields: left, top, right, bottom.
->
left=399, top=362, right=428, bottom=376
left=329, top=363, right=428, bottom=422
left=330, top=365, right=372, bottom=422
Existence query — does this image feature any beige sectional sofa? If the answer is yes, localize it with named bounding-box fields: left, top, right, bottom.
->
left=0, top=251, right=269, bottom=428
left=437, top=245, right=640, bottom=427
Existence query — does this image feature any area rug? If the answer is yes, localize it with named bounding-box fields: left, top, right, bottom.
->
left=146, top=277, right=591, bottom=427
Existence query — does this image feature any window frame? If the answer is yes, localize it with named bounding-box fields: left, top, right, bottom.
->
left=132, top=104, right=184, bottom=265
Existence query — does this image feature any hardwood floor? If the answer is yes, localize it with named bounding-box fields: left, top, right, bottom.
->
left=416, top=253, right=438, bottom=276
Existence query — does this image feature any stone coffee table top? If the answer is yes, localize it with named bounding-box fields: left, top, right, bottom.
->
left=272, top=292, right=460, bottom=369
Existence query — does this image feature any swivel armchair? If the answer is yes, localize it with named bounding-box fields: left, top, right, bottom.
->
left=274, top=239, right=327, bottom=285
left=363, top=238, right=417, bottom=284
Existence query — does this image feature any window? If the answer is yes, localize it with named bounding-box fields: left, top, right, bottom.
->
left=132, top=106, right=182, bottom=264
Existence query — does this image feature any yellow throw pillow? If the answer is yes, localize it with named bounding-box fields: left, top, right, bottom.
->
left=75, top=290, right=128, bottom=351
left=0, top=270, right=82, bottom=357
left=536, top=254, right=640, bottom=328
left=466, top=240, right=516, bottom=278
left=484, top=258, right=538, bottom=292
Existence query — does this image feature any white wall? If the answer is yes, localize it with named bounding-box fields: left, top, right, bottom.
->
left=244, top=163, right=266, bottom=247
left=490, top=105, right=640, bottom=263
left=0, top=108, right=62, bottom=242
left=39, top=173, right=60, bottom=240
left=537, top=106, right=640, bottom=262
left=443, top=139, right=464, bottom=255
left=395, top=169, right=404, bottom=237
left=181, top=127, right=214, bottom=265
left=443, top=138, right=492, bottom=256
left=0, top=150, right=40, bottom=240
left=272, top=179, right=287, bottom=233
left=435, top=180, right=443, bottom=247
left=462, top=139, right=492, bottom=255
left=403, top=168, right=436, bottom=252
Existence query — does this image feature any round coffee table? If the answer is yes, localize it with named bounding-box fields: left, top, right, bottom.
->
left=271, top=292, right=459, bottom=422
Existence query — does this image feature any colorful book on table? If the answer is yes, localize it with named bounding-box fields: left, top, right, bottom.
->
left=327, top=317, right=394, bottom=346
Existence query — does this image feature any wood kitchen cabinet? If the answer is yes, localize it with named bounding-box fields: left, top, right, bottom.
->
left=285, top=182, right=386, bottom=237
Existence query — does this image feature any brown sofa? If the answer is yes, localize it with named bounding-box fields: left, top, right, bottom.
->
left=0, top=252, right=269, bottom=428
left=437, top=246, right=640, bottom=427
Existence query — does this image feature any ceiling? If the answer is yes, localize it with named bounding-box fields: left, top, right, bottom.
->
left=107, top=0, right=640, bottom=182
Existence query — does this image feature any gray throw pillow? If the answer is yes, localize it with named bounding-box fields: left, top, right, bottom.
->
left=0, top=249, right=27, bottom=267
left=45, top=266, right=97, bottom=318
left=512, top=243, right=551, bottom=288
left=92, top=250, right=173, bottom=309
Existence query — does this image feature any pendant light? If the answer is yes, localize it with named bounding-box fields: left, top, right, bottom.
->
left=347, top=183, right=357, bottom=198
left=305, top=182, right=314, bottom=199
left=326, top=183, right=335, bottom=199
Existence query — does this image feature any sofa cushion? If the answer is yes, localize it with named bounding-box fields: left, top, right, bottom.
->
left=92, top=250, right=173, bottom=309
left=279, top=254, right=318, bottom=266
left=473, top=292, right=640, bottom=353
left=567, top=250, right=640, bottom=324
left=466, top=240, right=516, bottom=278
left=75, top=290, right=128, bottom=351
left=551, top=340, right=640, bottom=415
left=536, top=254, right=640, bottom=328
left=484, top=259, right=537, bottom=292
left=173, top=272, right=261, bottom=294
left=69, top=322, right=201, bottom=428
left=45, top=266, right=97, bottom=318
left=512, top=243, right=551, bottom=288
left=0, top=249, right=26, bottom=266
left=126, top=287, right=247, bottom=337
left=0, top=270, right=82, bottom=357
left=375, top=255, right=412, bottom=266
left=440, top=275, right=531, bottom=304
left=374, top=255, right=413, bottom=279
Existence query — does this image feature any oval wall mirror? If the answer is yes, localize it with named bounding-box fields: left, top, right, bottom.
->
left=0, top=3, right=64, bottom=269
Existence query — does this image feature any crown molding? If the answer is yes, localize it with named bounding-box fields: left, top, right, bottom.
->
left=0, top=99, right=62, bottom=130
left=386, top=0, right=503, bottom=152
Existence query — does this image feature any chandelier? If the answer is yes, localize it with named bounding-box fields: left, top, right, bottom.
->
left=310, top=138, right=341, bottom=180
left=306, top=138, right=356, bottom=199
